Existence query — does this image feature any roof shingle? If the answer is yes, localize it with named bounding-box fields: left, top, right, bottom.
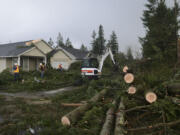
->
left=0, top=41, right=33, bottom=57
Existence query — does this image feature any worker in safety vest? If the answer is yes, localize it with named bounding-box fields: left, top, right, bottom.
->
left=58, top=64, right=63, bottom=71
left=13, top=63, right=19, bottom=81
left=39, top=63, right=45, bottom=78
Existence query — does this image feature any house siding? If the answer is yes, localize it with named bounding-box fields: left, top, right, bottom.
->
left=50, top=50, right=75, bottom=70
left=6, top=58, right=13, bottom=71
left=33, top=41, right=52, bottom=54
left=22, top=47, right=45, bottom=57
left=0, top=58, right=6, bottom=72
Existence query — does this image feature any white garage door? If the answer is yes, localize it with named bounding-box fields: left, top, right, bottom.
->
left=51, top=62, right=69, bottom=70
left=0, top=58, right=6, bottom=73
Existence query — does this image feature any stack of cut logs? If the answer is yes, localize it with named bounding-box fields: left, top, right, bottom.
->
left=123, top=66, right=157, bottom=104
left=60, top=65, right=161, bottom=135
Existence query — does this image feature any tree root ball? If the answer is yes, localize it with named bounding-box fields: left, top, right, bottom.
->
left=127, top=86, right=136, bottom=94
left=124, top=73, right=134, bottom=83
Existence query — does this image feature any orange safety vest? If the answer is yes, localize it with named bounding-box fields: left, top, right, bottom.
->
left=14, top=66, right=19, bottom=73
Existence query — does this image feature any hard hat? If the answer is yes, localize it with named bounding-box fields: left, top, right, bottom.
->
left=15, top=63, right=18, bottom=66
left=40, top=63, right=42, bottom=66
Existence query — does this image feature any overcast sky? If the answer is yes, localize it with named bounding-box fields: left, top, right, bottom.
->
left=0, top=0, right=177, bottom=53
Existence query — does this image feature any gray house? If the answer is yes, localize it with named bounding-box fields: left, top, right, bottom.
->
left=0, top=39, right=53, bottom=72
left=50, top=46, right=88, bottom=70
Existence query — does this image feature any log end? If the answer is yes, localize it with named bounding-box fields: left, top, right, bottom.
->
left=61, top=116, right=71, bottom=126
left=123, top=66, right=128, bottom=73
left=124, top=73, right=134, bottom=84
left=127, top=86, right=136, bottom=94
left=145, top=92, right=157, bottom=103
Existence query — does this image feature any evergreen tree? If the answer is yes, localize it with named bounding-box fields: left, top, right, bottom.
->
left=140, top=0, right=180, bottom=62
left=91, top=25, right=106, bottom=55
left=80, top=44, right=88, bottom=51
left=56, top=32, right=64, bottom=47
left=48, top=38, right=54, bottom=48
left=65, top=38, right=73, bottom=48
left=91, top=30, right=98, bottom=54
left=126, top=47, right=134, bottom=61
left=96, top=25, right=106, bottom=55
left=107, top=31, right=119, bottom=54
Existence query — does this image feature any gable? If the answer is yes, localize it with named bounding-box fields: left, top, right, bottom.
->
left=51, top=50, right=72, bottom=62
left=32, top=40, right=53, bottom=54
left=22, top=47, right=45, bottom=57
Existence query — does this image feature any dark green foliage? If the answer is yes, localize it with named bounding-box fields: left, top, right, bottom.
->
left=126, top=47, right=134, bottom=62
left=140, top=0, right=180, bottom=62
left=91, top=25, right=106, bottom=55
left=65, top=38, right=73, bottom=48
left=47, top=37, right=54, bottom=48
left=0, top=69, right=14, bottom=85
left=0, top=69, right=80, bottom=92
left=80, top=44, right=88, bottom=51
left=107, top=31, right=119, bottom=54
left=56, top=32, right=64, bottom=47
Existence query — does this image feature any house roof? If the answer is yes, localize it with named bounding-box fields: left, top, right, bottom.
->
left=0, top=41, right=34, bottom=57
left=59, top=46, right=89, bottom=60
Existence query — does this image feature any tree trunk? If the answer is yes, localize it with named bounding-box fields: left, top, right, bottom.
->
left=145, top=91, right=157, bottom=103
left=61, top=103, right=84, bottom=107
left=114, top=97, right=125, bottom=135
left=61, top=89, right=108, bottom=126
left=100, top=100, right=116, bottom=135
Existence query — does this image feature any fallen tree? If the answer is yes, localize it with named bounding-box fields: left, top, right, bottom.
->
left=61, top=89, right=108, bottom=126
left=125, top=105, right=151, bottom=113
left=61, top=103, right=84, bottom=107
left=127, top=119, right=180, bottom=132
left=100, top=100, right=117, bottom=135
left=114, top=97, right=125, bottom=135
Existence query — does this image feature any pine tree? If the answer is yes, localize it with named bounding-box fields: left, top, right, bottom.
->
left=126, top=47, right=134, bottom=61
left=80, top=44, right=88, bottom=51
left=48, top=38, right=54, bottom=48
left=96, top=25, right=106, bottom=55
left=107, top=31, right=119, bottom=54
left=65, top=38, right=73, bottom=48
left=91, top=30, right=98, bottom=54
left=56, top=32, right=64, bottom=47
left=140, top=0, right=180, bottom=62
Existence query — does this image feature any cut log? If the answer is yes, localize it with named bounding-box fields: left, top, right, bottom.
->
left=114, top=97, right=125, bottom=135
left=125, top=105, right=151, bottom=113
left=61, top=89, right=108, bottom=126
left=127, top=86, right=137, bottom=94
left=124, top=73, right=134, bottom=84
left=171, top=97, right=180, bottom=106
left=123, top=66, right=128, bottom=73
left=127, top=119, right=180, bottom=131
left=100, top=100, right=116, bottom=135
left=145, top=91, right=157, bottom=103
left=61, top=103, right=84, bottom=107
